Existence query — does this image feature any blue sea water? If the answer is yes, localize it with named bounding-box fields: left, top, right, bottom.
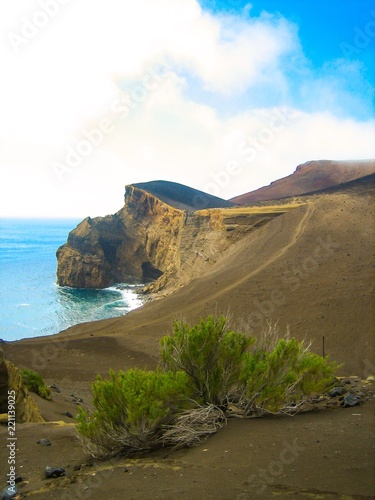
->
left=0, top=219, right=143, bottom=341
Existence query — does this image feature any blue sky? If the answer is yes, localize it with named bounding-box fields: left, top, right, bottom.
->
left=199, top=0, right=375, bottom=120
left=0, top=0, right=374, bottom=217
left=202, top=0, right=374, bottom=71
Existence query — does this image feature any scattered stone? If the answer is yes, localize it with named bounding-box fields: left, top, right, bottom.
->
left=45, top=466, right=65, bottom=479
left=37, top=439, right=52, bottom=446
left=63, top=411, right=73, bottom=419
left=0, top=485, right=18, bottom=499
left=50, top=384, right=61, bottom=393
left=341, top=392, right=360, bottom=408
left=329, top=387, right=345, bottom=397
left=310, top=396, right=326, bottom=403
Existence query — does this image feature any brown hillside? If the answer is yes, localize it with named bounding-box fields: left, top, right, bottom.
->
left=1, top=175, right=374, bottom=499
left=230, top=159, right=375, bottom=204
left=6, top=174, right=374, bottom=379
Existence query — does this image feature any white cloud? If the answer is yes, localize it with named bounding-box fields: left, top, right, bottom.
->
left=0, top=0, right=373, bottom=217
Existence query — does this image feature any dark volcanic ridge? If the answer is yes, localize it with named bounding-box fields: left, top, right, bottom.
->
left=230, top=159, right=375, bottom=204
left=132, top=180, right=234, bottom=210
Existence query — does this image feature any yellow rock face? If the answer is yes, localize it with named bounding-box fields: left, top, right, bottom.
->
left=0, top=347, right=43, bottom=423
left=56, top=185, right=289, bottom=292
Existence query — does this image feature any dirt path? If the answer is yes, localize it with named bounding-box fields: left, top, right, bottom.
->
left=179, top=203, right=314, bottom=313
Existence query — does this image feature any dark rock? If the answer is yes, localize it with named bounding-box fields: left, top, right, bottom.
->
left=1, top=485, right=18, bottom=499
left=45, top=466, right=65, bottom=479
left=14, top=477, right=22, bottom=484
left=63, top=411, right=73, bottom=419
left=50, top=384, right=61, bottom=393
left=37, top=439, right=52, bottom=446
left=329, top=387, right=345, bottom=397
left=341, top=392, right=360, bottom=407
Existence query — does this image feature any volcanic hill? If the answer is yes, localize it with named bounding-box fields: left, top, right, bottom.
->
left=230, top=159, right=375, bottom=204
left=1, top=160, right=374, bottom=499
left=54, top=162, right=375, bottom=375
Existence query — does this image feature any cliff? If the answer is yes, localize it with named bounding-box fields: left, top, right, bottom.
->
left=61, top=163, right=374, bottom=292
left=56, top=184, right=276, bottom=291
left=0, top=347, right=43, bottom=423
left=57, top=183, right=233, bottom=290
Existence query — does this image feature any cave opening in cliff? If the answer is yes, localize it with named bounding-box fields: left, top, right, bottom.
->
left=141, top=262, right=163, bottom=282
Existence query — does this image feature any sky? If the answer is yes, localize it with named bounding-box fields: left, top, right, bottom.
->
left=0, top=0, right=374, bottom=218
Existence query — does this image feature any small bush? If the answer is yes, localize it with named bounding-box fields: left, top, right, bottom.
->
left=160, top=315, right=254, bottom=406
left=240, top=336, right=337, bottom=414
left=21, top=368, right=51, bottom=400
left=76, top=368, right=193, bottom=457
left=76, top=317, right=339, bottom=457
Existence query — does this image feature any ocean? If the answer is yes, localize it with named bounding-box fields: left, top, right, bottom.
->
left=0, top=218, right=143, bottom=341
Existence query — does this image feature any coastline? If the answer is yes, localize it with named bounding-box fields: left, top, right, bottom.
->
left=1, top=181, right=374, bottom=498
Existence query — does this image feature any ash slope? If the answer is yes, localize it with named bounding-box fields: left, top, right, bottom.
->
left=52, top=174, right=375, bottom=377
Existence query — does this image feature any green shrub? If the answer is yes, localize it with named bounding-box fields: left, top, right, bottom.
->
left=240, top=337, right=337, bottom=414
left=160, top=315, right=254, bottom=406
left=21, top=368, right=51, bottom=400
left=76, top=368, right=192, bottom=457
left=76, top=317, right=339, bottom=457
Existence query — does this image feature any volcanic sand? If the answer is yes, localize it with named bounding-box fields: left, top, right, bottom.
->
left=1, top=184, right=374, bottom=498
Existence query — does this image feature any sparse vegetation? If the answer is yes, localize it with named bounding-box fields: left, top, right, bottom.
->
left=160, top=315, right=254, bottom=406
left=239, top=327, right=337, bottom=415
left=76, top=368, right=193, bottom=457
left=21, top=368, right=51, bottom=400
left=76, top=316, right=338, bottom=458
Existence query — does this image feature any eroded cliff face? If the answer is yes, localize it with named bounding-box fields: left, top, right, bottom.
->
left=57, top=186, right=186, bottom=289
left=0, top=347, right=43, bottom=423
left=56, top=185, right=276, bottom=291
